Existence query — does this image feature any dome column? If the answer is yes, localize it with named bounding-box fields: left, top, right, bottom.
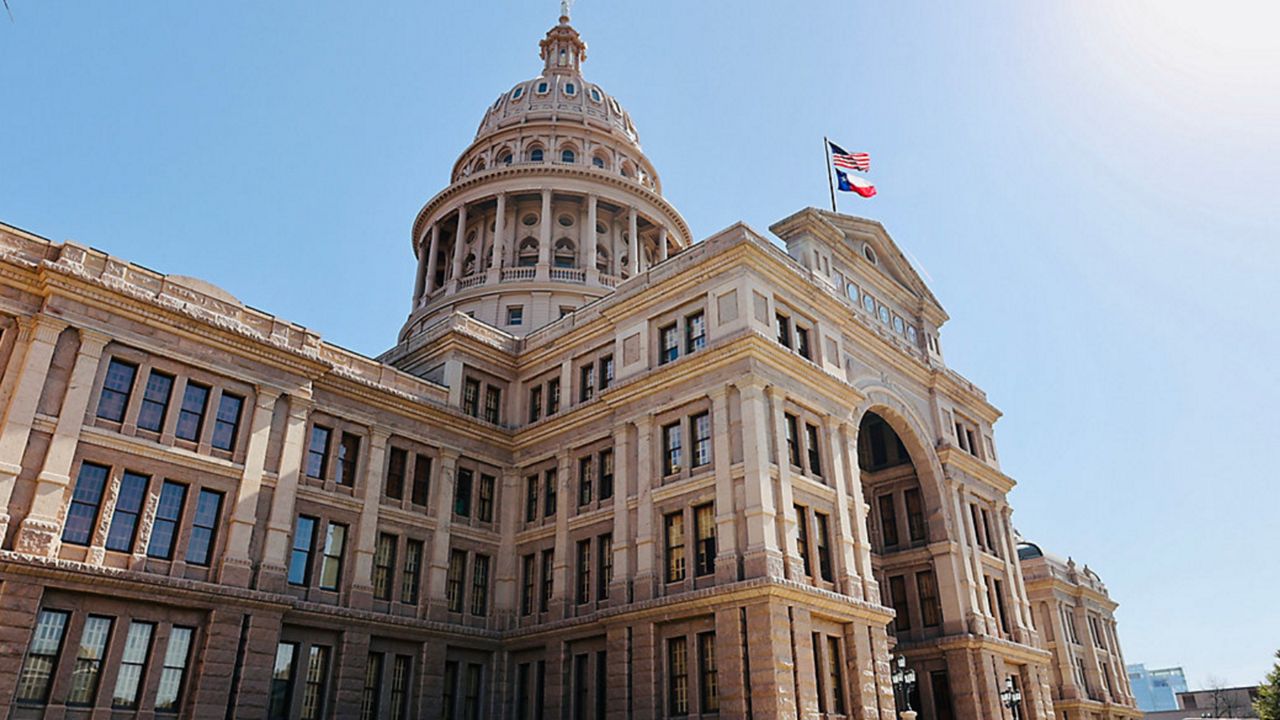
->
left=448, top=203, right=468, bottom=293
left=536, top=189, right=552, bottom=281
left=627, top=207, right=639, bottom=276
left=585, top=194, right=598, bottom=281
left=488, top=192, right=507, bottom=284
left=423, top=224, right=441, bottom=298
left=412, top=235, right=429, bottom=305
left=658, top=227, right=669, bottom=263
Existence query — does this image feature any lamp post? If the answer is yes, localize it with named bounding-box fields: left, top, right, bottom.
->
left=999, top=676, right=1023, bottom=720
left=891, top=654, right=918, bottom=719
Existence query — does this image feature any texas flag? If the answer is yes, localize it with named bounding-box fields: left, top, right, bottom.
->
left=835, top=168, right=876, bottom=198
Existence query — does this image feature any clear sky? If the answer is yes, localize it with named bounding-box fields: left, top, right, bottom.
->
left=2, top=0, right=1277, bottom=688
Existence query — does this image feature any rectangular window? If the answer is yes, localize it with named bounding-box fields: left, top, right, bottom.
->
left=471, top=554, right=490, bottom=616
left=540, top=549, right=554, bottom=612
left=578, top=456, right=593, bottom=506
left=483, top=386, right=501, bottom=424
left=890, top=575, right=912, bottom=632
left=815, top=512, right=833, bottom=582
left=136, top=370, right=174, bottom=432
left=599, top=355, right=614, bottom=389
left=411, top=454, right=431, bottom=506
left=544, top=468, right=557, bottom=516
left=374, top=533, right=396, bottom=601
left=521, top=554, right=536, bottom=615
left=463, top=377, right=481, bottom=416
left=698, top=632, right=719, bottom=713
left=525, top=474, right=539, bottom=522
left=662, top=421, right=682, bottom=475
left=776, top=313, right=792, bottom=348
left=665, top=512, right=686, bottom=583
left=106, top=470, right=150, bottom=553
left=694, top=503, right=716, bottom=577
left=598, top=533, right=613, bottom=600
left=442, top=661, right=458, bottom=720
left=686, top=311, right=706, bottom=352
left=528, top=386, right=542, bottom=423
left=598, top=449, right=614, bottom=500
left=269, top=642, right=297, bottom=720
left=319, top=522, right=347, bottom=591
left=15, top=608, right=70, bottom=704
left=547, top=378, right=561, bottom=415
left=454, top=468, right=474, bottom=517
left=174, top=382, right=209, bottom=442
left=905, top=488, right=926, bottom=543
left=300, top=644, right=330, bottom=720
left=306, top=425, right=332, bottom=479
left=111, top=621, right=155, bottom=709
left=507, top=306, right=524, bottom=325
left=691, top=412, right=711, bottom=468
left=659, top=323, right=679, bottom=364
left=795, top=505, right=812, bottom=576
left=595, top=651, right=607, bottom=719
left=63, top=462, right=110, bottom=546
left=785, top=413, right=801, bottom=467
left=574, top=654, right=589, bottom=720
left=385, top=447, right=407, bottom=500
left=289, top=515, right=318, bottom=586
left=462, top=664, right=482, bottom=720
left=335, top=432, right=361, bottom=487
left=66, top=614, right=114, bottom=705
left=211, top=392, right=244, bottom=451
left=828, top=636, right=846, bottom=714
left=805, top=423, right=822, bottom=476
left=154, top=626, right=193, bottom=713
left=146, top=481, right=188, bottom=560
left=580, top=364, right=595, bottom=402
left=576, top=539, right=591, bottom=604
left=981, top=508, right=997, bottom=556
left=668, top=636, right=689, bottom=716
left=362, top=652, right=383, bottom=720
left=97, top=358, right=138, bottom=422
left=477, top=473, right=494, bottom=522
left=390, top=655, right=410, bottom=720
left=879, top=494, right=900, bottom=547
left=402, top=538, right=423, bottom=604
left=814, top=634, right=827, bottom=713
left=446, top=549, right=467, bottom=613
left=993, top=578, right=1011, bottom=634
left=918, top=570, right=942, bottom=627
left=184, top=488, right=223, bottom=566
left=796, top=325, right=811, bottom=359
left=516, top=664, right=531, bottom=720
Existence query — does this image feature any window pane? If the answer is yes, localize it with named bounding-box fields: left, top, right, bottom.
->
left=63, top=462, right=109, bottom=545
left=146, top=482, right=188, bottom=559
left=136, top=371, right=174, bottom=432
left=154, top=626, right=193, bottom=712
left=106, top=471, right=150, bottom=552
left=289, top=516, right=317, bottom=586
left=269, top=642, right=297, bottom=720
left=319, top=523, right=347, bottom=591
left=67, top=615, right=113, bottom=705
left=112, top=621, right=155, bottom=709
left=211, top=392, right=243, bottom=451
left=97, top=359, right=137, bottom=422
left=15, top=609, right=71, bottom=703
left=174, top=383, right=209, bottom=441
left=184, top=489, right=223, bottom=566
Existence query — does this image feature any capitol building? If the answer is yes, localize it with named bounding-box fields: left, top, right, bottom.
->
left=0, top=11, right=1142, bottom=720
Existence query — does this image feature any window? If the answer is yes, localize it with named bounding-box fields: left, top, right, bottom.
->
left=981, top=508, right=998, bottom=556
left=665, top=512, right=686, bottom=583
left=905, top=488, right=926, bottom=543
left=300, top=645, right=330, bottom=720
left=776, top=314, right=792, bottom=348
left=306, top=425, right=331, bottom=479
left=561, top=148, right=576, bottom=163
left=184, top=488, right=223, bottom=566
left=662, top=421, right=683, bottom=475
left=136, top=370, right=174, bottom=432
left=668, top=637, right=689, bottom=716
left=599, top=449, right=614, bottom=500
left=796, top=326, right=811, bottom=359
left=691, top=413, right=711, bottom=468
left=15, top=608, right=70, bottom=704
left=374, top=533, right=396, bottom=601
left=528, top=386, right=543, bottom=423
left=471, top=554, right=490, bottom=615
left=525, top=475, right=539, bottom=522
left=592, top=155, right=605, bottom=168
left=590, top=87, right=602, bottom=102
left=385, top=447, right=406, bottom=500
left=544, top=468, right=557, bottom=516
left=154, top=626, right=193, bottom=713
left=599, top=355, right=614, bottom=389
left=111, top=621, right=155, bottom=709
left=862, top=293, right=876, bottom=314
left=462, top=664, right=482, bottom=720
left=106, top=470, right=150, bottom=552
left=454, top=468, right=473, bottom=517
left=211, top=392, right=243, bottom=451
left=411, top=454, right=432, bottom=506
left=521, top=554, right=536, bottom=615
left=827, top=637, right=846, bottom=714
left=805, top=423, right=822, bottom=476
left=442, top=662, right=458, bottom=720
left=66, top=614, right=113, bottom=705
left=815, top=512, right=833, bottom=582
left=63, top=462, right=109, bottom=546
left=574, top=654, right=589, bottom=720
left=659, top=323, right=679, bottom=364
left=890, top=575, right=911, bottom=631
left=446, top=549, right=466, bottom=613
left=879, top=305, right=891, bottom=325
left=390, top=655, right=410, bottom=719
left=319, top=522, right=347, bottom=591
left=477, top=473, right=494, bottom=522
left=598, top=533, right=613, bottom=599
left=529, top=148, right=544, bottom=162
left=97, top=358, right=138, bottom=422
left=269, top=642, right=297, bottom=720
left=694, top=503, right=716, bottom=577
left=336, top=432, right=360, bottom=487
left=536, top=81, right=549, bottom=93
left=547, top=378, right=561, bottom=414
left=483, top=386, right=501, bottom=424
left=879, top=494, right=900, bottom=547
left=362, top=653, right=383, bottom=720
left=918, top=570, right=941, bottom=627
left=785, top=414, right=801, bottom=467
left=795, top=505, right=812, bottom=576
left=462, top=378, right=480, bottom=416
left=507, top=306, right=525, bottom=326
left=576, top=539, right=591, bottom=604
left=402, top=539, right=423, bottom=604
left=992, top=579, right=1011, bottom=634
left=686, top=311, right=706, bottom=352
left=289, top=516, right=317, bottom=586
left=174, top=382, right=209, bottom=442
left=564, top=82, right=576, bottom=95
left=540, top=548, right=554, bottom=612
left=146, top=481, right=188, bottom=560
left=578, top=456, right=593, bottom=506
left=512, top=86, right=524, bottom=99
left=699, top=632, right=719, bottom=712
left=579, top=364, right=595, bottom=402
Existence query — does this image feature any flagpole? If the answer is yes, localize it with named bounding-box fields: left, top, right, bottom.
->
left=823, top=136, right=837, bottom=213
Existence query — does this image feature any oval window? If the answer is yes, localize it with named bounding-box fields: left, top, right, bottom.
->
left=558, top=214, right=574, bottom=227
left=522, top=214, right=538, bottom=226
left=846, top=284, right=858, bottom=302
left=879, top=306, right=891, bottom=325
left=893, top=316, right=905, bottom=334
left=862, top=294, right=875, bottom=314
left=907, top=326, right=919, bottom=345
left=512, top=86, right=524, bottom=99
left=590, top=88, right=602, bottom=102
left=863, top=244, right=878, bottom=264
left=537, top=81, right=549, bottom=94
left=596, top=222, right=607, bottom=235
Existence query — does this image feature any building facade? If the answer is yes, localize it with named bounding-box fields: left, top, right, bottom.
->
left=1127, top=664, right=1190, bottom=712
left=0, top=12, right=1111, bottom=720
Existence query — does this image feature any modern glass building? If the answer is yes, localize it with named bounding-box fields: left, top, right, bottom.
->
left=1127, top=663, right=1189, bottom=711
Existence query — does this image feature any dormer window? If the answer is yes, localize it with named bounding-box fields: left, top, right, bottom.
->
left=564, top=82, right=576, bottom=96
left=590, top=87, right=602, bottom=103
left=512, top=86, right=525, bottom=100
left=536, top=81, right=550, bottom=94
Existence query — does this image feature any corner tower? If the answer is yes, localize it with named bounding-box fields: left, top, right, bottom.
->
left=401, top=11, right=692, bottom=341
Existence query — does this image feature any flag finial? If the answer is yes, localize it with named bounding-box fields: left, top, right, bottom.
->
left=560, top=0, right=572, bottom=22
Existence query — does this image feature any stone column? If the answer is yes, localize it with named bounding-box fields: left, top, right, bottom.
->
left=349, top=429, right=388, bottom=610
left=766, top=386, right=803, bottom=580
left=221, top=388, right=281, bottom=587
left=450, top=204, right=468, bottom=285
left=0, top=316, right=65, bottom=543
left=958, top=487, right=995, bottom=634
left=823, top=416, right=861, bottom=598
left=631, top=413, right=656, bottom=600
left=737, top=381, right=782, bottom=579
left=493, top=469, right=521, bottom=624
left=491, top=193, right=507, bottom=278
left=839, top=421, right=876, bottom=602
left=627, top=207, right=639, bottom=276
left=258, top=392, right=313, bottom=591
left=537, top=189, right=553, bottom=272
left=709, top=388, right=739, bottom=582
left=586, top=194, right=599, bottom=279
left=658, top=227, right=669, bottom=262
left=16, top=327, right=110, bottom=556
left=426, top=450, right=459, bottom=619
left=1000, top=505, right=1035, bottom=633
left=1075, top=603, right=1108, bottom=701
left=609, top=421, right=632, bottom=604
left=745, top=602, right=798, bottom=719
left=424, top=223, right=441, bottom=295
left=413, top=235, right=429, bottom=303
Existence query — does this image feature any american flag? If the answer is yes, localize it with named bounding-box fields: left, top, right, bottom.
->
left=829, top=141, right=870, bottom=172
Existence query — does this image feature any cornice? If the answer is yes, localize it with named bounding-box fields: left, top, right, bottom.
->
left=938, top=446, right=1017, bottom=494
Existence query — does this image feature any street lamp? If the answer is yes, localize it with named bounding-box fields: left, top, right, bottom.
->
left=891, top=654, right=917, bottom=714
left=999, top=676, right=1023, bottom=720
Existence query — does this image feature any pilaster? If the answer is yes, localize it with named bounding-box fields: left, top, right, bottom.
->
left=737, top=381, right=783, bottom=579
left=349, top=428, right=389, bottom=610
left=221, top=388, right=281, bottom=587
left=709, top=388, right=739, bottom=582
left=631, top=413, right=657, bottom=600
left=426, top=449, right=459, bottom=619
left=257, top=392, right=312, bottom=592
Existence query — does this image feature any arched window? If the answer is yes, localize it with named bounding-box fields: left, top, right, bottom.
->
left=596, top=246, right=610, bottom=273
left=564, top=82, right=576, bottom=96
left=518, top=238, right=539, bottom=267
left=596, top=222, right=607, bottom=235
left=498, top=149, right=513, bottom=166
left=558, top=50, right=567, bottom=67
left=561, top=148, right=576, bottom=163
left=554, top=238, right=576, bottom=268
left=529, top=147, right=544, bottom=163
left=463, top=253, right=476, bottom=276
left=472, top=158, right=486, bottom=173
left=592, top=155, right=607, bottom=169
left=590, top=87, right=602, bottom=103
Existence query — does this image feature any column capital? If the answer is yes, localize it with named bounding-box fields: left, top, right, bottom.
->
left=368, top=427, right=391, bottom=447
left=438, top=447, right=461, bottom=464
left=285, top=393, right=314, bottom=420
left=28, top=315, right=68, bottom=344
left=733, top=378, right=769, bottom=397
left=254, top=386, right=283, bottom=409
left=706, top=385, right=729, bottom=403
left=76, top=327, right=112, bottom=355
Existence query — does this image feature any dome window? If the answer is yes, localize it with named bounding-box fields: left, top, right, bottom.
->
left=595, top=222, right=607, bottom=235
left=564, top=82, right=576, bottom=96
left=596, top=246, right=610, bottom=272
left=561, top=148, right=576, bottom=163
left=536, top=81, right=550, bottom=94
left=529, top=148, right=544, bottom=162
left=522, top=213, right=538, bottom=227
left=518, top=238, right=539, bottom=267
left=608, top=97, right=621, bottom=114
left=499, top=151, right=513, bottom=166
left=512, top=86, right=524, bottom=100
left=554, top=238, right=576, bottom=268
left=590, top=87, right=602, bottom=103
left=558, top=214, right=574, bottom=227
left=592, top=156, right=606, bottom=169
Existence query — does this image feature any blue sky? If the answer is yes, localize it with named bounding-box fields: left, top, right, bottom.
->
left=3, top=0, right=1277, bottom=688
